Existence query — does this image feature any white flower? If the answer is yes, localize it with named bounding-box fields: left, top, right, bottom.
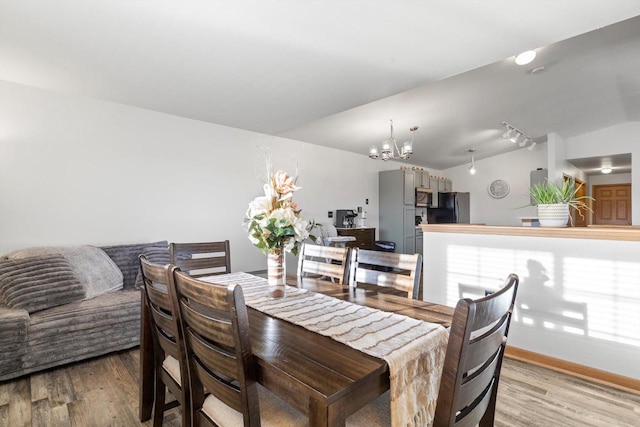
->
left=293, top=217, right=309, bottom=241
left=268, top=207, right=296, bottom=226
left=247, top=196, right=271, bottom=218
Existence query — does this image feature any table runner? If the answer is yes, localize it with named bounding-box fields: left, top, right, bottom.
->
left=204, top=272, right=449, bottom=427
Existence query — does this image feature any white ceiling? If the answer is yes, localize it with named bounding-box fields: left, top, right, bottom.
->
left=2, top=1, right=640, bottom=169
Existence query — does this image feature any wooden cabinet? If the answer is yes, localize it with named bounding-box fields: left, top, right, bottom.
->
left=336, top=227, right=375, bottom=250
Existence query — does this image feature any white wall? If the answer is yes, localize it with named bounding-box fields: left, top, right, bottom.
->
left=564, top=122, right=640, bottom=224
left=443, top=144, right=547, bottom=226
left=0, top=81, right=388, bottom=272
left=589, top=172, right=631, bottom=191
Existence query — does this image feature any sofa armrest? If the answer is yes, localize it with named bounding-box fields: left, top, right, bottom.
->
left=0, top=304, right=30, bottom=380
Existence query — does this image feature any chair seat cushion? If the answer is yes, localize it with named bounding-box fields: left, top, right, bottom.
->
left=162, top=355, right=181, bottom=384
left=202, top=384, right=306, bottom=427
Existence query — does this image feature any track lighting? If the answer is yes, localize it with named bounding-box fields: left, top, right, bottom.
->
left=501, top=122, right=535, bottom=150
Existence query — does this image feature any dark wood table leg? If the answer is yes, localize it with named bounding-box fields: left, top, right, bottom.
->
left=139, top=290, right=154, bottom=421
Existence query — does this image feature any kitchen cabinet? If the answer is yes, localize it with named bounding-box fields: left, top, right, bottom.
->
left=429, top=177, right=453, bottom=207
left=379, top=170, right=419, bottom=254
left=415, top=171, right=430, bottom=188
left=336, top=227, right=375, bottom=250
left=415, top=231, right=423, bottom=257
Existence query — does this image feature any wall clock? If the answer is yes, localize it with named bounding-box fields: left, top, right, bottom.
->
left=488, top=179, right=510, bottom=199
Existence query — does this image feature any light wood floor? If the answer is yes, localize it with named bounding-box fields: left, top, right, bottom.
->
left=1, top=349, right=639, bottom=427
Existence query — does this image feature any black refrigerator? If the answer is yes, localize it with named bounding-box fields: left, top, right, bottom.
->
left=427, top=192, right=471, bottom=224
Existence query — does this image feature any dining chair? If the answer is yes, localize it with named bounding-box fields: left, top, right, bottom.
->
left=169, top=240, right=231, bottom=277
left=433, top=273, right=519, bottom=427
left=171, top=270, right=308, bottom=426
left=349, top=248, right=422, bottom=299
left=297, top=242, right=350, bottom=284
left=138, top=255, right=190, bottom=427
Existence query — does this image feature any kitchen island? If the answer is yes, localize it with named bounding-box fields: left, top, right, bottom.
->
left=420, top=224, right=640, bottom=391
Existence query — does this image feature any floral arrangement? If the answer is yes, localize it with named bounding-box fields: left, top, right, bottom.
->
left=244, top=163, right=317, bottom=256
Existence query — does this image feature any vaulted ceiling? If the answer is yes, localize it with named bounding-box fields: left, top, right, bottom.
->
left=2, top=1, right=639, bottom=169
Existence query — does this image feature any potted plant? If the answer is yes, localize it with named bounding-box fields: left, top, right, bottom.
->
left=529, top=179, right=594, bottom=227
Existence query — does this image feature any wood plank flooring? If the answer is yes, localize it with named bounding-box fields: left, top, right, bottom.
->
left=1, top=349, right=638, bottom=427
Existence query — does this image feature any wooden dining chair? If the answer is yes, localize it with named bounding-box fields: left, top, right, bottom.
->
left=171, top=270, right=308, bottom=426
left=297, top=242, right=350, bottom=284
left=138, top=255, right=190, bottom=427
left=169, top=240, right=231, bottom=277
left=349, top=248, right=422, bottom=299
left=433, top=273, right=519, bottom=427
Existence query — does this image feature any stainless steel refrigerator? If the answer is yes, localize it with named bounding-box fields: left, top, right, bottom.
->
left=427, top=192, right=470, bottom=223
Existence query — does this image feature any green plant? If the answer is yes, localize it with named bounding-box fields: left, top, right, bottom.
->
left=529, top=178, right=594, bottom=213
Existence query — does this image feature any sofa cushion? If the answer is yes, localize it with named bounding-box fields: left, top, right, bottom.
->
left=25, top=289, right=141, bottom=372
left=0, top=255, right=85, bottom=313
left=6, top=246, right=124, bottom=299
left=100, top=241, right=168, bottom=290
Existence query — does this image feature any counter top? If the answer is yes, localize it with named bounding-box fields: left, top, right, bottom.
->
left=419, top=224, right=640, bottom=242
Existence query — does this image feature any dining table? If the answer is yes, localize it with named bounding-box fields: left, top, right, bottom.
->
left=139, top=273, right=454, bottom=427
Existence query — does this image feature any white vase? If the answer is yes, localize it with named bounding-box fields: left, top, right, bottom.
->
left=267, top=251, right=286, bottom=299
left=537, top=203, right=569, bottom=227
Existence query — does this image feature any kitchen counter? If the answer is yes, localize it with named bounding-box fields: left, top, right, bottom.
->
left=419, top=223, right=640, bottom=241
left=420, top=223, right=640, bottom=390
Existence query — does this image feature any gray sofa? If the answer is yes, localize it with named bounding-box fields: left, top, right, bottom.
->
left=0, top=241, right=169, bottom=382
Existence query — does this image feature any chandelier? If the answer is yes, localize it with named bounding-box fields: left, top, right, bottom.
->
left=369, top=120, right=417, bottom=161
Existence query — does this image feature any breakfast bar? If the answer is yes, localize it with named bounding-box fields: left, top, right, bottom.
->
left=420, top=224, right=640, bottom=390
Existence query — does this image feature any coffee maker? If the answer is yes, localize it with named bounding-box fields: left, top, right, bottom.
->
left=335, top=209, right=357, bottom=228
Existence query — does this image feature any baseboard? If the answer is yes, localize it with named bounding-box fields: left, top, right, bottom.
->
left=504, top=346, right=640, bottom=395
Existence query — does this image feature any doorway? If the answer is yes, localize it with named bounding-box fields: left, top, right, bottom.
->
left=593, top=184, right=632, bottom=225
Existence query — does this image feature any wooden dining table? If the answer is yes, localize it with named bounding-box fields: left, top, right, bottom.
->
left=139, top=275, right=454, bottom=427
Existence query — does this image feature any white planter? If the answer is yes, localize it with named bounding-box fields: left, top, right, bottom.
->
left=537, top=203, right=569, bottom=227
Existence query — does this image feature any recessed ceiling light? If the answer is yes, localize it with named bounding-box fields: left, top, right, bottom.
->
left=515, top=50, right=536, bottom=65
left=601, top=167, right=612, bottom=174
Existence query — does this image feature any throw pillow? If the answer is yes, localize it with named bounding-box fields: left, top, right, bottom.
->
left=5, top=246, right=124, bottom=300
left=0, top=255, right=85, bottom=313
left=100, top=241, right=168, bottom=290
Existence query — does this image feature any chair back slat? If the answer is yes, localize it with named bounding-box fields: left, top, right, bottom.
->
left=456, top=348, right=500, bottom=412
left=170, top=241, right=231, bottom=278
left=434, top=274, right=519, bottom=427
left=463, top=318, right=509, bottom=372
left=349, top=248, right=422, bottom=299
left=180, top=299, right=236, bottom=349
left=453, top=385, right=494, bottom=427
left=173, top=270, right=260, bottom=426
left=186, top=327, right=239, bottom=380
left=300, top=259, right=348, bottom=280
left=297, top=243, right=349, bottom=284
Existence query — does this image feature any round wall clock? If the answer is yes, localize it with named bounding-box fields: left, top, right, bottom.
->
left=488, top=179, right=510, bottom=199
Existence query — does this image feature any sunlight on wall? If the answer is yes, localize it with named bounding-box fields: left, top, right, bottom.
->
left=564, top=257, right=640, bottom=347
left=446, top=244, right=640, bottom=348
